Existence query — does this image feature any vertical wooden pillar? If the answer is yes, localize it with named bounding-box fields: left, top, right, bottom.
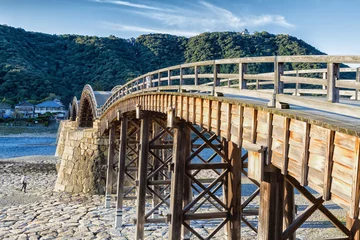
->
left=169, top=121, right=190, bottom=240
left=275, top=60, right=284, bottom=94
left=283, top=180, right=295, bottom=240
left=194, top=66, right=199, bottom=86
left=327, top=63, right=340, bottom=103
left=179, top=67, right=183, bottom=91
left=258, top=167, right=284, bottom=240
left=168, top=70, right=172, bottom=86
left=355, top=68, right=360, bottom=100
left=115, top=117, right=128, bottom=228
left=239, top=63, right=247, bottom=90
left=226, top=141, right=242, bottom=239
left=346, top=213, right=360, bottom=240
left=294, top=70, right=299, bottom=96
left=213, top=64, right=220, bottom=95
left=135, top=114, right=150, bottom=240
left=322, top=72, right=327, bottom=90
left=105, top=124, right=115, bottom=208
left=182, top=126, right=192, bottom=240
left=152, top=121, right=160, bottom=218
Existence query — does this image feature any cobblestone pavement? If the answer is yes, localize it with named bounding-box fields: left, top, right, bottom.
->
left=0, top=156, right=350, bottom=239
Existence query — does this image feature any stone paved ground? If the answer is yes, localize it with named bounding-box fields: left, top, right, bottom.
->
left=0, top=156, right=350, bottom=239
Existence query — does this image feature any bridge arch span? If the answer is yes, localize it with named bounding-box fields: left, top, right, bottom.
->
left=69, top=96, right=79, bottom=121
left=78, top=84, right=113, bottom=127
left=78, top=84, right=98, bottom=128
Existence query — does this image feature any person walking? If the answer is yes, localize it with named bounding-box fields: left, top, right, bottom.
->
left=20, top=174, right=28, bottom=193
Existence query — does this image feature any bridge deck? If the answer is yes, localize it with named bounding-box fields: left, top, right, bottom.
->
left=222, top=93, right=360, bottom=136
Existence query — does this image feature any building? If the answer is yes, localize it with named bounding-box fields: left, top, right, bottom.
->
left=35, top=99, right=67, bottom=118
left=0, top=103, right=13, bottom=118
left=15, top=101, right=34, bottom=117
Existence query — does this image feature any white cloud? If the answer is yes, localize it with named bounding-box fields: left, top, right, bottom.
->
left=130, top=1, right=294, bottom=33
left=98, top=1, right=294, bottom=37
left=101, top=22, right=199, bottom=37
left=93, top=0, right=167, bottom=11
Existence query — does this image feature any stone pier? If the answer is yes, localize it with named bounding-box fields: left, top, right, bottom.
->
left=54, top=120, right=110, bottom=194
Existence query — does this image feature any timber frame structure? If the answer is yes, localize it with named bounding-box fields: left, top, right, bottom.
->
left=61, top=55, right=360, bottom=239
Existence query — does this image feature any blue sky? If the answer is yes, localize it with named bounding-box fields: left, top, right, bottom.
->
left=1, top=0, right=360, bottom=56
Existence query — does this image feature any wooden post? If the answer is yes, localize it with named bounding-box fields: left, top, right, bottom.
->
left=275, top=60, right=284, bottom=94
left=283, top=180, right=295, bottom=240
left=213, top=64, right=220, bottom=96
left=273, top=59, right=284, bottom=108
left=322, top=72, right=327, bottom=90
left=152, top=121, right=160, bottom=218
left=258, top=167, right=284, bottom=240
left=226, top=141, right=242, bottom=239
left=135, top=114, right=150, bottom=240
left=168, top=70, right=172, bottom=86
left=115, top=118, right=128, bottom=228
left=169, top=121, right=190, bottom=240
left=239, top=63, right=247, bottom=90
left=356, top=67, right=360, bottom=100
left=149, top=75, right=153, bottom=88
left=327, top=63, right=340, bottom=103
left=182, top=127, right=192, bottom=240
left=105, top=124, right=115, bottom=208
left=194, top=65, right=199, bottom=86
left=294, top=70, right=299, bottom=96
left=346, top=213, right=360, bottom=240
left=179, top=67, right=183, bottom=91
left=157, top=72, right=161, bottom=90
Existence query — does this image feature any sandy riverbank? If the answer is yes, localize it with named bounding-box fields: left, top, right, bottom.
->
left=0, top=155, right=350, bottom=239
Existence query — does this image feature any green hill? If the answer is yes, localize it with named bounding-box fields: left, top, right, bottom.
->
left=0, top=25, right=326, bottom=106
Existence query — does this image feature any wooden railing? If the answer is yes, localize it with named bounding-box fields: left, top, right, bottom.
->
left=101, top=55, right=360, bottom=118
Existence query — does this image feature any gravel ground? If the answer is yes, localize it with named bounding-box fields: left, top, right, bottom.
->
left=0, top=156, right=350, bottom=239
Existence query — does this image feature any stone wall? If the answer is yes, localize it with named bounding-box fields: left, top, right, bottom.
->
left=54, top=120, right=109, bottom=194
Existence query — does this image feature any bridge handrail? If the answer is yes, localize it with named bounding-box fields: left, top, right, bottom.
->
left=99, top=55, right=360, bottom=118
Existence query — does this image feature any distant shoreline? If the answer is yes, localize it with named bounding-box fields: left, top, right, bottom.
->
left=0, top=124, right=59, bottom=136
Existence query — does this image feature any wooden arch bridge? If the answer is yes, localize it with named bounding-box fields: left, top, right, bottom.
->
left=61, top=55, right=360, bottom=239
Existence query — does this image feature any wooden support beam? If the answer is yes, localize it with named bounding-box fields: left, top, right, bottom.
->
left=151, top=121, right=161, bottom=219
left=182, top=126, right=192, bottom=239
left=169, top=121, right=190, bottom=240
left=283, top=197, right=324, bottom=239
left=282, top=117, right=291, bottom=175
left=346, top=212, right=360, bottom=240
left=105, top=124, right=115, bottom=208
left=226, top=103, right=232, bottom=140
left=237, top=106, right=244, bottom=148
left=351, top=138, right=360, bottom=218
left=300, top=123, right=311, bottom=186
left=184, top=211, right=228, bottom=220
left=266, top=112, right=273, bottom=165
left=327, top=63, right=340, bottom=103
left=226, top=141, right=242, bottom=240
left=135, top=114, right=150, bottom=240
left=199, top=98, right=204, bottom=128
left=251, top=108, right=258, bottom=144
left=115, top=117, right=128, bottom=228
left=286, top=175, right=350, bottom=237
left=324, top=130, right=335, bottom=200
left=216, top=101, right=221, bottom=136
left=283, top=180, right=295, bottom=240
left=258, top=168, right=284, bottom=240
left=187, top=163, right=229, bottom=169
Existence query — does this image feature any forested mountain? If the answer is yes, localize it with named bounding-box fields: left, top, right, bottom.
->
left=0, top=25, right=326, bottom=106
